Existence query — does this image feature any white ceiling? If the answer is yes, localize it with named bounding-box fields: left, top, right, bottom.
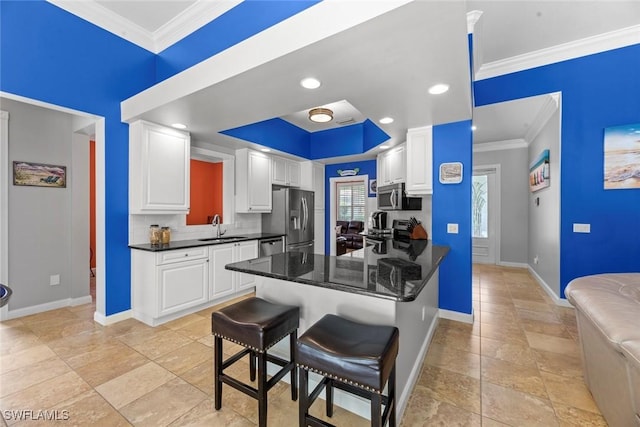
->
left=49, top=0, right=640, bottom=157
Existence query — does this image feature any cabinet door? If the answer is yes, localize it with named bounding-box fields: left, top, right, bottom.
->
left=130, top=120, right=190, bottom=213
left=287, top=161, right=301, bottom=187
left=377, top=152, right=388, bottom=186
left=272, top=156, right=288, bottom=186
left=248, top=151, right=272, bottom=211
left=158, top=258, right=208, bottom=316
left=210, top=244, right=235, bottom=299
left=406, top=126, right=433, bottom=194
left=313, top=162, right=324, bottom=209
left=314, top=210, right=325, bottom=254
left=235, top=241, right=258, bottom=290
left=386, top=145, right=406, bottom=184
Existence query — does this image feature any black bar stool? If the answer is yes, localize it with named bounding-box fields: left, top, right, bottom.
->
left=211, top=297, right=299, bottom=427
left=297, top=314, right=399, bottom=427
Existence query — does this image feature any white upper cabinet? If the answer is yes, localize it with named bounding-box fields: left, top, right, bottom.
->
left=235, top=148, right=272, bottom=212
left=377, top=143, right=406, bottom=186
left=300, top=161, right=325, bottom=209
left=129, top=120, right=190, bottom=214
left=406, top=126, right=433, bottom=195
left=272, top=155, right=301, bottom=187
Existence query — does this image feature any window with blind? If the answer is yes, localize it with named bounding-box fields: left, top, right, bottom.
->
left=337, top=182, right=366, bottom=222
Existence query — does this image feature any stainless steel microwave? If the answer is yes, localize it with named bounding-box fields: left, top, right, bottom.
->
left=377, top=183, right=422, bottom=211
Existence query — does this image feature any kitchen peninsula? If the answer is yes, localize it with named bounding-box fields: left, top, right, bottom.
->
left=225, top=238, right=449, bottom=421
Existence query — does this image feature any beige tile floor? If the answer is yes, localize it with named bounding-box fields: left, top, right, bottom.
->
left=0, top=265, right=607, bottom=426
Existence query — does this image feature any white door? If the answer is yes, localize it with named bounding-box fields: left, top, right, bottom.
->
left=210, top=244, right=235, bottom=299
left=472, top=167, right=499, bottom=264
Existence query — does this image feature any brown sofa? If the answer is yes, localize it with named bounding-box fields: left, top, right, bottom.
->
left=336, top=220, right=364, bottom=250
left=565, top=273, right=640, bottom=427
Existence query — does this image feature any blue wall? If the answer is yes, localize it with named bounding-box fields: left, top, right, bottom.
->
left=0, top=0, right=314, bottom=316
left=432, top=120, right=473, bottom=314
left=1, top=0, right=156, bottom=316
left=475, top=44, right=640, bottom=297
left=324, top=160, right=377, bottom=254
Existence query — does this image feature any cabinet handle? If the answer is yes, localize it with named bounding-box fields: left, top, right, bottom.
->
left=184, top=254, right=188, bottom=257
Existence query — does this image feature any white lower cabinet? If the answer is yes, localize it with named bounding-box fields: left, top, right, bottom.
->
left=209, top=240, right=258, bottom=298
left=132, top=240, right=259, bottom=326
left=158, top=258, right=209, bottom=316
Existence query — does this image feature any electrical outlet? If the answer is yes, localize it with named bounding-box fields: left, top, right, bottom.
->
left=573, top=223, right=591, bottom=233
left=534, top=255, right=539, bottom=264
left=50, top=274, right=60, bottom=286
left=447, top=223, right=459, bottom=234
left=421, top=306, right=426, bottom=321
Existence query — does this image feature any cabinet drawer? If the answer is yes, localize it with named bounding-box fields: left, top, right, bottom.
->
left=157, top=247, right=208, bottom=265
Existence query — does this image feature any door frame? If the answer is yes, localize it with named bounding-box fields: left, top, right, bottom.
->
left=329, top=174, right=368, bottom=256
left=472, top=164, right=501, bottom=265
left=0, top=92, right=105, bottom=321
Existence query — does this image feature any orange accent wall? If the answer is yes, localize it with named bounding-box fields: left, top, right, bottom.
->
left=187, top=159, right=223, bottom=225
left=90, top=140, right=96, bottom=268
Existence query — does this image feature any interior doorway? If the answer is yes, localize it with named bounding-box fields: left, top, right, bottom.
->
left=328, top=175, right=368, bottom=256
left=472, top=165, right=500, bottom=264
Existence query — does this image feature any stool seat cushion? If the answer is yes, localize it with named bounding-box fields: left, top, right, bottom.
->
left=212, top=297, right=299, bottom=352
left=297, top=314, right=399, bottom=392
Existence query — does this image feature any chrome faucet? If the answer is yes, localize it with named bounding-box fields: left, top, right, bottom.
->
left=211, top=214, right=226, bottom=238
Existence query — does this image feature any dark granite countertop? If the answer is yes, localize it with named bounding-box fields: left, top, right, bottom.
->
left=225, top=237, right=449, bottom=302
left=129, top=233, right=285, bottom=252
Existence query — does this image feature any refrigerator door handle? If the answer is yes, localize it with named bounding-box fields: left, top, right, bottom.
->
left=302, top=197, right=308, bottom=232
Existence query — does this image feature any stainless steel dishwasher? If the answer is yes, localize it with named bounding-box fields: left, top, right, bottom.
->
left=259, top=237, right=284, bottom=257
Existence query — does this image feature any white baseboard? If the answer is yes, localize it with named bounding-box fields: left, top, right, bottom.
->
left=497, top=261, right=529, bottom=269
left=439, top=308, right=475, bottom=324
left=6, top=297, right=91, bottom=320
left=94, top=309, right=132, bottom=325
left=527, top=266, right=572, bottom=308
left=72, top=295, right=93, bottom=306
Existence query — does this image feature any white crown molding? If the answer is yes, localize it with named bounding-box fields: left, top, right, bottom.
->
left=466, top=10, right=483, bottom=34
left=154, top=1, right=243, bottom=53
left=476, top=24, right=640, bottom=81
left=47, top=0, right=156, bottom=52
left=524, top=93, right=560, bottom=144
left=473, top=138, right=527, bottom=152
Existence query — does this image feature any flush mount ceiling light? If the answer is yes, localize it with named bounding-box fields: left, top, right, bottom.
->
left=379, top=117, right=394, bottom=124
left=309, top=107, right=333, bottom=123
left=428, top=83, right=449, bottom=95
left=260, top=148, right=271, bottom=152
left=471, top=125, right=477, bottom=131
left=300, top=78, right=321, bottom=89
left=171, top=123, right=188, bottom=129
left=379, top=145, right=390, bottom=149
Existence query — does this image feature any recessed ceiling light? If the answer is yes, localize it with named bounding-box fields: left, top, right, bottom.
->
left=300, top=78, right=321, bottom=89
left=171, top=123, right=187, bottom=130
left=379, top=117, right=394, bottom=124
left=260, top=148, right=271, bottom=152
left=379, top=145, right=390, bottom=149
left=428, top=83, right=449, bottom=95
left=471, top=125, right=477, bottom=131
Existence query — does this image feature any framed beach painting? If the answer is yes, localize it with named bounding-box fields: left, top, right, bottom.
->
left=13, top=161, right=67, bottom=188
left=529, top=150, right=550, bottom=192
left=604, top=123, right=640, bottom=190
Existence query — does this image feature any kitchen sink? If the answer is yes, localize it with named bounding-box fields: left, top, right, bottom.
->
left=198, top=236, right=246, bottom=242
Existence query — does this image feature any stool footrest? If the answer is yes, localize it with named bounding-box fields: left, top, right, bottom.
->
left=221, top=347, right=252, bottom=371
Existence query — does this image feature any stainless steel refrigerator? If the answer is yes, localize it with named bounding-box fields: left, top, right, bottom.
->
left=262, top=188, right=314, bottom=254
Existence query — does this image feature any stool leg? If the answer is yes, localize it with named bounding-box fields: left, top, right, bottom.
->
left=249, top=351, right=256, bottom=382
left=290, top=331, right=298, bottom=401
left=389, top=364, right=396, bottom=427
left=298, top=367, right=308, bottom=427
left=326, top=379, right=334, bottom=417
left=214, top=336, right=223, bottom=410
left=257, top=351, right=268, bottom=427
left=371, top=392, right=382, bottom=427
